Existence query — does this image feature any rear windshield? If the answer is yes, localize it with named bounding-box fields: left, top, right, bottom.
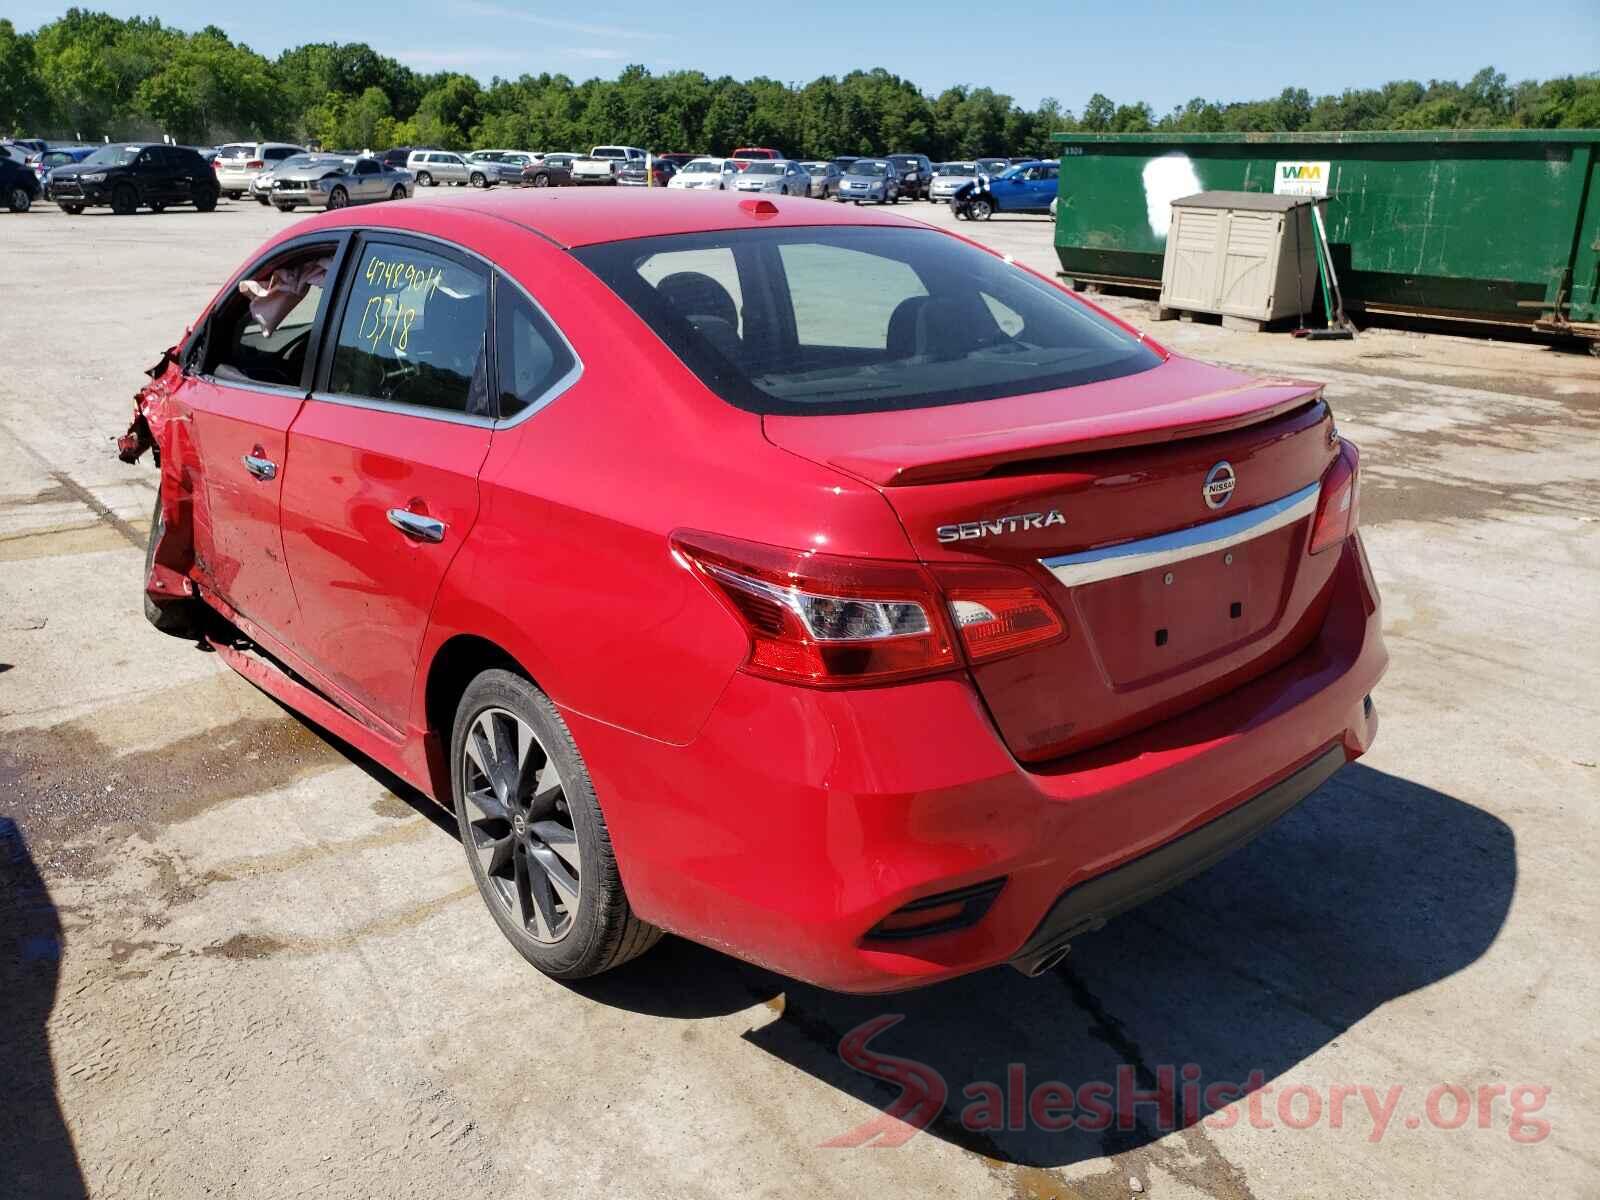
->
left=937, top=163, right=975, bottom=176
left=572, top=226, right=1161, bottom=416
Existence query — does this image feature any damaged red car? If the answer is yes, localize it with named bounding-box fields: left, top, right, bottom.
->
left=121, top=189, right=1385, bottom=992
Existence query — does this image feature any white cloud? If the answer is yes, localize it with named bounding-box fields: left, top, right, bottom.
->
left=455, top=0, right=670, bottom=41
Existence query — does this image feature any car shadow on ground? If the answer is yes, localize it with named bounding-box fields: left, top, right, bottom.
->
left=570, top=763, right=1516, bottom=1168
left=0, top=818, right=87, bottom=1199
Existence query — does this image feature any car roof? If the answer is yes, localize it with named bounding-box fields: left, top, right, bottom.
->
left=288, top=187, right=929, bottom=250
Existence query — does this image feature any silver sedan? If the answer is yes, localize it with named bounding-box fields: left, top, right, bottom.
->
left=270, top=156, right=415, bottom=212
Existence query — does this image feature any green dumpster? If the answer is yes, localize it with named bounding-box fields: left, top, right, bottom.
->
left=1050, top=130, right=1600, bottom=339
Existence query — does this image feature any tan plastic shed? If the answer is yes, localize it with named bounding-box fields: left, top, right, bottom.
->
left=1157, top=191, right=1318, bottom=329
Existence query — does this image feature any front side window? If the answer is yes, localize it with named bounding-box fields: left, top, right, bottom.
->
left=574, top=226, right=1161, bottom=416
left=207, top=244, right=336, bottom=388
left=327, top=241, right=491, bottom=416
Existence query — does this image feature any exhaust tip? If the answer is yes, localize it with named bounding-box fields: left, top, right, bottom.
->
left=1011, top=940, right=1072, bottom=978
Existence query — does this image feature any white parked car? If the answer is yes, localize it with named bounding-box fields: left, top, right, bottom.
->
left=571, top=145, right=645, bottom=185
left=731, top=159, right=810, bottom=196
left=666, top=157, right=737, bottom=190
left=929, top=161, right=980, bottom=203
left=214, top=142, right=304, bottom=199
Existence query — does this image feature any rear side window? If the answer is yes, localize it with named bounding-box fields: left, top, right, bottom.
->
left=494, top=282, right=577, bottom=420
left=326, top=241, right=492, bottom=416
left=573, top=226, right=1161, bottom=416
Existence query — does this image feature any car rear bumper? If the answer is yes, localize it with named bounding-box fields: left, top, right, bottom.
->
left=565, top=535, right=1385, bottom=992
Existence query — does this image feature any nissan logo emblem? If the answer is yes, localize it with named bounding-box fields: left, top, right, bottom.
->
left=1203, top=462, right=1236, bottom=509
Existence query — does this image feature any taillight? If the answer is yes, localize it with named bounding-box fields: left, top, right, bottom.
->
left=671, top=532, right=1067, bottom=687
left=1309, top=439, right=1361, bottom=554
left=246, top=159, right=264, bottom=169
left=672, top=532, right=956, bottom=686
left=929, top=562, right=1067, bottom=664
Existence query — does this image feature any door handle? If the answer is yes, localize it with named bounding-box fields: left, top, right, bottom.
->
left=242, top=453, right=277, bottom=480
left=387, top=508, right=446, bottom=543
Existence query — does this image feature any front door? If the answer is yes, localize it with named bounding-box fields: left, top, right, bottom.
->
left=182, top=235, right=346, bottom=643
left=280, top=234, right=495, bottom=728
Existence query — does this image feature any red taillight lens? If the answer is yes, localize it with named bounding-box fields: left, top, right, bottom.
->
left=672, top=532, right=957, bottom=686
left=246, top=159, right=264, bottom=169
left=1309, top=439, right=1361, bottom=554
left=930, top=563, right=1067, bottom=664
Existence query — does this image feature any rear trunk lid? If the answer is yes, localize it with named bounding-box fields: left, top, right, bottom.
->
left=764, top=355, right=1343, bottom=761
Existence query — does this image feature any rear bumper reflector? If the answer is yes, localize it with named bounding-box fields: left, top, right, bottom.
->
left=1039, top=480, right=1320, bottom=589
left=864, top=878, right=1007, bottom=941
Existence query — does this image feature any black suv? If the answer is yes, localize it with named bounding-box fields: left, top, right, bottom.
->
left=886, top=153, right=933, bottom=199
left=1, top=156, right=41, bottom=212
left=49, top=143, right=219, bottom=215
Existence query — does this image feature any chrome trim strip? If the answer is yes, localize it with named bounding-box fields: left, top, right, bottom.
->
left=1040, top=481, right=1321, bottom=589
left=307, top=390, right=497, bottom=428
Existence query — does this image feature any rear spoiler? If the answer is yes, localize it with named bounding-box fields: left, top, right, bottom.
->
left=825, top=383, right=1325, bottom=487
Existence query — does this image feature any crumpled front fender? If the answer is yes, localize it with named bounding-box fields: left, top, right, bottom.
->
left=119, top=347, right=200, bottom=604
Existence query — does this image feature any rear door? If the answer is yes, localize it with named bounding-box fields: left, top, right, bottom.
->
left=279, top=233, right=496, bottom=729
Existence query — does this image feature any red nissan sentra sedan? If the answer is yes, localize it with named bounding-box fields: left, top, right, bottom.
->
left=121, top=189, right=1385, bottom=992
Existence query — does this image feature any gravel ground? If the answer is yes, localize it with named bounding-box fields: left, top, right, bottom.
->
left=1, top=195, right=1596, bottom=1199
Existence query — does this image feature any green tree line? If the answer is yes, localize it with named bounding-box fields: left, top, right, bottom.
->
left=3, top=10, right=1597, bottom=156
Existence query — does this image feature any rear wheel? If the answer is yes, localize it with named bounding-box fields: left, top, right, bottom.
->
left=193, top=189, right=217, bottom=212
left=531, top=172, right=550, bottom=188
left=111, top=185, right=138, bottom=215
left=451, top=670, right=660, bottom=979
left=143, top=485, right=201, bottom=638
left=7, top=186, right=31, bottom=213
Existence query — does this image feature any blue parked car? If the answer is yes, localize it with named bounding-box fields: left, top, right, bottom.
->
left=951, top=159, right=1059, bottom=220
left=36, top=146, right=95, bottom=194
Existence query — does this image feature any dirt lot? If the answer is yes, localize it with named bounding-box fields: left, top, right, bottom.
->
left=2, top=196, right=1597, bottom=1199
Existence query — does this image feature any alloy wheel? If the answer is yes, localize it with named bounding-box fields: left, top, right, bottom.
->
left=461, top=706, right=581, bottom=944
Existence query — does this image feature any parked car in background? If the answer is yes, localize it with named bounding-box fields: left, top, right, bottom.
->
left=730, top=147, right=783, bottom=169
left=35, top=145, right=95, bottom=191
left=468, top=151, right=530, bottom=185
left=50, top=143, right=219, bottom=214
left=830, top=155, right=861, bottom=176
left=618, top=158, right=677, bottom=187
left=837, top=158, right=900, bottom=204
left=252, top=153, right=335, bottom=204
left=378, top=147, right=415, bottom=170
left=572, top=146, right=646, bottom=184
left=975, top=156, right=1010, bottom=177
left=3, top=137, right=49, bottom=157
left=929, top=161, right=979, bottom=203
left=798, top=161, right=842, bottom=198
left=886, top=153, right=933, bottom=199
left=655, top=153, right=699, bottom=172
left=125, top=189, right=1383, bottom=993
left=214, top=142, right=305, bottom=199
left=951, top=159, right=1059, bottom=220
left=520, top=156, right=573, bottom=187
left=667, top=157, right=736, bottom=190
left=1, top=156, right=41, bottom=212
left=270, top=155, right=414, bottom=211
left=407, top=149, right=478, bottom=187
left=732, top=159, right=809, bottom=196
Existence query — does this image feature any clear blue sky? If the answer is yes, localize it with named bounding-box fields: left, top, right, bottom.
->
left=13, top=0, right=1599, bottom=111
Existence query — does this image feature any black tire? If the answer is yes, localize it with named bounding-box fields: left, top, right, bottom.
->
left=531, top=172, right=549, bottom=188
left=469, top=171, right=487, bottom=188
left=969, top=197, right=993, bottom=221
left=143, top=485, right=201, bottom=638
left=451, top=670, right=660, bottom=979
left=111, top=185, right=138, bottom=215
left=389, top=185, right=406, bottom=201
left=8, top=186, right=31, bottom=213
left=273, top=203, right=294, bottom=213
left=193, top=189, right=217, bottom=212
left=255, top=194, right=270, bottom=206
left=224, top=190, right=242, bottom=200
left=327, top=185, right=349, bottom=209
left=58, top=203, right=83, bottom=215
left=416, top=170, right=433, bottom=187
left=149, top=202, right=165, bottom=213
